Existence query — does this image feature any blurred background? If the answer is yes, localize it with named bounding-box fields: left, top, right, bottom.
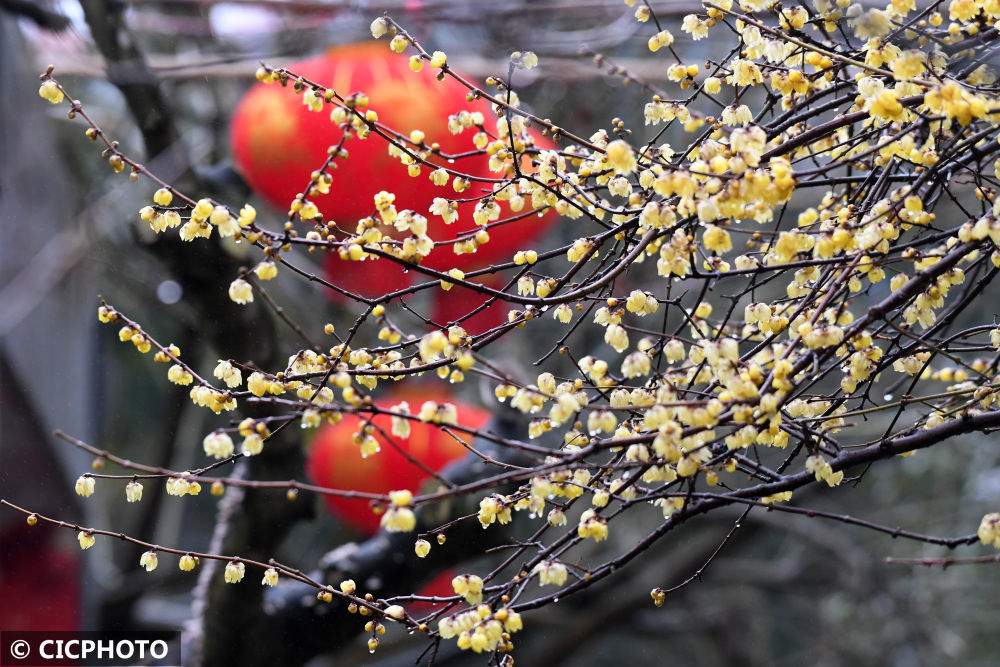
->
left=2, top=1, right=1000, bottom=665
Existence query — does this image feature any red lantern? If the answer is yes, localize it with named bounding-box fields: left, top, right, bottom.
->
left=0, top=525, right=79, bottom=630
left=304, top=388, right=491, bottom=535
left=406, top=569, right=455, bottom=614
left=230, top=43, right=559, bottom=303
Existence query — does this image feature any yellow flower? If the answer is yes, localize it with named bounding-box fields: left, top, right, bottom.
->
left=179, top=219, right=210, bottom=241
left=440, top=268, right=465, bottom=291
left=169, top=472, right=202, bottom=496
left=682, top=14, right=709, bottom=39
left=246, top=372, right=269, bottom=397
left=242, top=433, right=264, bottom=456
left=140, top=551, right=158, bottom=572
left=978, top=513, right=1000, bottom=548
left=892, top=352, right=931, bottom=375
left=604, top=324, right=629, bottom=352
left=478, top=495, right=512, bottom=528
left=517, top=275, right=535, bottom=296
left=125, top=481, right=143, bottom=503
left=547, top=508, right=566, bottom=526
left=780, top=6, right=809, bottom=29
left=703, top=225, right=732, bottom=253
left=75, top=475, right=95, bottom=497
left=452, top=574, right=485, bottom=604
left=384, top=605, right=406, bottom=621
left=729, top=59, right=763, bottom=87
left=163, top=210, right=181, bottom=228
left=302, top=88, right=324, bottom=113
left=389, top=489, right=413, bottom=507
left=262, top=567, right=279, bottom=587
left=577, top=509, right=609, bottom=541
left=430, top=197, right=459, bottom=224
left=430, top=51, right=447, bottom=68
left=849, top=8, right=892, bottom=39
left=389, top=35, right=408, bottom=52
left=553, top=304, right=573, bottom=323
left=621, top=352, right=651, bottom=378
left=511, top=50, right=539, bottom=69
left=228, top=278, right=253, bottom=305
left=78, top=531, right=96, bottom=550
left=532, top=560, right=568, bottom=586
left=238, top=204, right=256, bottom=228
left=721, top=104, right=752, bottom=126
left=39, top=80, right=65, bottom=104
left=370, top=17, right=389, bottom=38
left=213, top=360, right=242, bottom=388
left=191, top=198, right=213, bottom=222
left=869, top=90, right=904, bottom=121
left=224, top=561, right=245, bottom=583
left=153, top=188, right=173, bottom=206
left=254, top=261, right=278, bottom=281
left=805, top=454, right=844, bottom=487
left=605, top=140, right=637, bottom=174
left=891, top=50, right=925, bottom=80
left=415, top=539, right=431, bottom=558
left=209, top=205, right=234, bottom=232
left=380, top=506, right=416, bottom=532
left=626, top=290, right=659, bottom=315
left=949, top=0, right=978, bottom=21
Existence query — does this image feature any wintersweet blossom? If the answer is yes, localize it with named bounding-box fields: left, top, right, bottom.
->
left=224, top=561, right=245, bottom=583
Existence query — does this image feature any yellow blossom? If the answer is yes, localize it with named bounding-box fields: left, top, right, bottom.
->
left=224, top=560, right=245, bottom=583
left=605, top=140, right=637, bottom=173
left=39, top=80, right=64, bottom=104
left=577, top=509, right=609, bottom=541
left=452, top=574, right=484, bottom=604
left=228, top=278, right=253, bottom=304
left=978, top=513, right=1000, bottom=549
left=430, top=51, right=447, bottom=68
left=75, top=475, right=95, bottom=497
left=703, top=225, right=732, bottom=253
left=870, top=90, right=904, bottom=122
left=415, top=539, right=431, bottom=558
left=381, top=505, right=417, bottom=532
left=125, top=481, right=143, bottom=503
left=254, top=261, right=278, bottom=281
left=140, top=551, right=158, bottom=572
left=604, top=324, right=629, bottom=352
left=531, top=560, right=568, bottom=586
left=370, top=17, right=389, bottom=38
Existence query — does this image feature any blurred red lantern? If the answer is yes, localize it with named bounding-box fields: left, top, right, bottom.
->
left=230, top=43, right=558, bottom=305
left=405, top=569, right=455, bottom=615
left=304, top=387, right=491, bottom=535
left=0, top=525, right=79, bottom=630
